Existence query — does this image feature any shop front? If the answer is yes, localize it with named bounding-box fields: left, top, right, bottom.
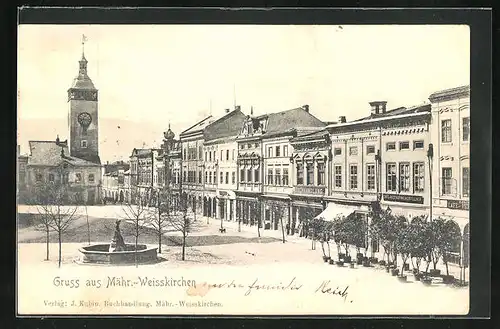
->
left=235, top=192, right=261, bottom=226
left=216, top=189, right=236, bottom=221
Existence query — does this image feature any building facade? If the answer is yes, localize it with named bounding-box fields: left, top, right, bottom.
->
left=235, top=105, right=327, bottom=230
left=162, top=125, right=182, bottom=209
left=129, top=148, right=162, bottom=206
left=428, top=85, right=470, bottom=235
left=19, top=48, right=103, bottom=205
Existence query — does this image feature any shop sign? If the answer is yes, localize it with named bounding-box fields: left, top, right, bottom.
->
left=447, top=200, right=469, bottom=211
left=383, top=194, right=424, bottom=204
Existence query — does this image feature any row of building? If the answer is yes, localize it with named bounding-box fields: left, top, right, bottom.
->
left=101, top=85, right=470, bottom=251
left=16, top=48, right=469, bottom=261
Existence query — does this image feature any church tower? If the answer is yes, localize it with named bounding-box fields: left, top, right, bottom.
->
left=67, top=36, right=101, bottom=164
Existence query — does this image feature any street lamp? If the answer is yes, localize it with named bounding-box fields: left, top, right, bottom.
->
left=427, top=143, right=434, bottom=222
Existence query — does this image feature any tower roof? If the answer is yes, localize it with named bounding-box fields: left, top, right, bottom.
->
left=69, top=48, right=96, bottom=90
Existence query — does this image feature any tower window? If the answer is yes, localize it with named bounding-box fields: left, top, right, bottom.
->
left=81, top=140, right=88, bottom=148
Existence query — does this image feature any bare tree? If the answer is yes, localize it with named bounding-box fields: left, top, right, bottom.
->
left=121, top=188, right=154, bottom=267
left=27, top=184, right=53, bottom=261
left=31, top=178, right=80, bottom=268
left=167, top=194, right=201, bottom=261
left=148, top=187, right=172, bottom=254
left=250, top=202, right=261, bottom=238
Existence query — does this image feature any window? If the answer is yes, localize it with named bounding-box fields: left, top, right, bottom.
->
left=441, top=119, right=452, bottom=143
left=232, top=150, right=235, bottom=160
left=88, top=174, right=95, bottom=183
left=205, top=171, right=208, bottom=183
left=226, top=150, right=229, bottom=161
left=240, top=144, right=244, bottom=149
left=386, top=142, right=396, bottom=151
left=255, top=143, right=259, bottom=148
left=35, top=173, right=42, bottom=182
left=198, top=171, right=202, bottom=184
left=268, top=147, right=273, bottom=158
left=399, top=163, right=410, bottom=192
left=462, top=167, right=470, bottom=197
left=442, top=167, right=453, bottom=195
left=306, top=163, right=314, bottom=185
left=386, top=163, right=397, bottom=191
left=335, top=165, right=342, bottom=188
left=254, top=168, right=259, bottom=182
left=413, top=140, right=424, bottom=149
left=183, top=171, right=186, bottom=182
left=225, top=172, right=229, bottom=184
left=221, top=150, right=223, bottom=161
left=317, top=163, right=325, bottom=185
left=209, top=151, right=212, bottom=162
left=349, top=146, right=358, bottom=156
left=275, top=146, right=281, bottom=157
left=366, top=145, right=375, bottom=154
left=232, top=171, right=236, bottom=184
left=76, top=173, right=82, bottom=183
left=199, top=146, right=203, bottom=159
left=296, top=163, right=304, bottom=185
left=267, top=169, right=273, bottom=185
left=283, top=145, right=288, bottom=157
left=204, top=152, right=207, bottom=161
left=219, top=172, right=223, bottom=184
left=81, top=140, right=87, bottom=148
left=463, top=117, right=470, bottom=141
left=334, top=148, right=342, bottom=156
left=183, top=149, right=187, bottom=160
left=275, top=168, right=281, bottom=186
left=367, top=164, right=375, bottom=190
left=283, top=168, right=289, bottom=185
left=399, top=141, right=410, bottom=150
left=247, top=168, right=252, bottom=182
left=48, top=173, right=55, bottom=182
left=247, top=143, right=251, bottom=149
left=213, top=151, right=216, bottom=161
left=240, top=168, right=245, bottom=182
left=413, top=163, right=425, bottom=193
left=349, top=165, right=358, bottom=189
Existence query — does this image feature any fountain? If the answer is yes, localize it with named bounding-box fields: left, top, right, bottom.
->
left=79, top=220, right=158, bottom=265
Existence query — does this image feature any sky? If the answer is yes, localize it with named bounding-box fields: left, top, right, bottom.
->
left=17, top=24, right=470, bottom=161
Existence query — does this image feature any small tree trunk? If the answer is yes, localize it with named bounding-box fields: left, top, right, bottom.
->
left=280, top=217, right=285, bottom=244
left=58, top=231, right=62, bottom=268
left=158, top=231, right=162, bottom=254
left=182, top=233, right=186, bottom=261
left=257, top=219, right=261, bottom=238
left=135, top=231, right=138, bottom=268
left=45, top=228, right=50, bottom=261
left=238, top=218, right=241, bottom=232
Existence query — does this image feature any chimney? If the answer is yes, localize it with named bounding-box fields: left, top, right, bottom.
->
left=302, top=104, right=309, bottom=112
left=225, top=108, right=230, bottom=113
left=235, top=105, right=241, bottom=111
left=339, top=116, right=346, bottom=123
left=369, top=101, right=387, bottom=116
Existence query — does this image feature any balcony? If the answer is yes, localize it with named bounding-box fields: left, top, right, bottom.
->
left=238, top=182, right=262, bottom=193
left=294, top=185, right=326, bottom=196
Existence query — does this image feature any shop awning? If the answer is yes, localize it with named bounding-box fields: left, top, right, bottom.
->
left=314, top=203, right=369, bottom=222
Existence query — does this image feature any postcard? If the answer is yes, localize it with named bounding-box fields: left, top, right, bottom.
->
left=17, top=22, right=472, bottom=316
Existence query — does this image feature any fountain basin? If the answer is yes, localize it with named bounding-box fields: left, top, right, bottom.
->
left=79, top=244, right=158, bottom=265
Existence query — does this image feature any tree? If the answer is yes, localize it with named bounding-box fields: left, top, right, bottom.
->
left=429, top=217, right=447, bottom=271
left=301, top=207, right=319, bottom=248
left=393, top=216, right=410, bottom=274
left=313, top=217, right=333, bottom=259
left=332, top=215, right=348, bottom=258
left=440, top=219, right=462, bottom=276
left=370, top=208, right=398, bottom=264
left=408, top=216, right=430, bottom=272
left=148, top=187, right=172, bottom=254
left=27, top=184, right=54, bottom=261
left=249, top=202, right=261, bottom=238
left=345, top=214, right=367, bottom=256
left=121, top=188, right=154, bottom=267
left=31, top=179, right=80, bottom=268
left=167, top=193, right=201, bottom=261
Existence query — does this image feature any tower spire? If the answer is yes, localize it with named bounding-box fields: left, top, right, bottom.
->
left=82, top=34, right=88, bottom=58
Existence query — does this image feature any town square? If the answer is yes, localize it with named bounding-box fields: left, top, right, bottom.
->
left=17, top=24, right=470, bottom=315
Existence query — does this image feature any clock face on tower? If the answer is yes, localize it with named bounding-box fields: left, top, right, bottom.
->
left=77, top=112, right=92, bottom=127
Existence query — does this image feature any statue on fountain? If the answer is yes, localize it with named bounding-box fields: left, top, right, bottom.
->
left=109, top=220, right=126, bottom=252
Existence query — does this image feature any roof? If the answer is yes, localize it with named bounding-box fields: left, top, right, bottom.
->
left=130, top=148, right=152, bottom=158
left=180, top=115, right=213, bottom=137
left=27, top=141, right=100, bottom=167
left=264, top=107, right=326, bottom=137
left=204, top=109, right=247, bottom=142
left=291, top=129, right=330, bottom=143
left=428, top=85, right=470, bottom=103
left=351, top=103, right=431, bottom=122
